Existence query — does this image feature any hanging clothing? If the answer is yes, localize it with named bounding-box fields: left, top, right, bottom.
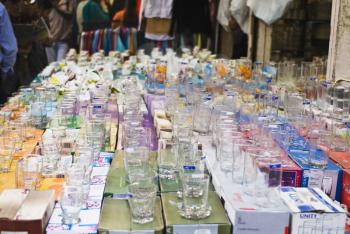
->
left=145, top=18, right=172, bottom=35
left=171, top=0, right=211, bottom=36
left=143, top=0, right=173, bottom=19
left=79, top=27, right=138, bottom=55
left=142, top=0, right=173, bottom=41
left=82, top=0, right=110, bottom=32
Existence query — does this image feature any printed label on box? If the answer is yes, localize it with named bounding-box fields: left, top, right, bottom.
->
left=304, top=169, right=324, bottom=188
left=173, top=224, right=218, bottom=234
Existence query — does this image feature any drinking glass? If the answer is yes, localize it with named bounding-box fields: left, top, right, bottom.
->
left=254, top=162, right=282, bottom=208
left=124, top=147, right=150, bottom=183
left=181, top=174, right=210, bottom=219
left=128, top=182, right=157, bottom=224
left=308, top=148, right=328, bottom=169
left=218, top=139, right=234, bottom=172
left=65, top=165, right=91, bottom=206
left=177, top=138, right=196, bottom=169
left=16, top=154, right=43, bottom=190
left=193, top=103, right=212, bottom=135
left=158, top=139, right=177, bottom=180
left=30, top=102, right=47, bottom=129
left=42, top=153, right=59, bottom=177
left=20, top=114, right=36, bottom=139
left=60, top=185, right=83, bottom=224
left=59, top=102, right=76, bottom=127
left=0, top=140, right=15, bottom=173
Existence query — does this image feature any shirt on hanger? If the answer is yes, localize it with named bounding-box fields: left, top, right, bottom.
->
left=143, top=0, right=173, bottom=19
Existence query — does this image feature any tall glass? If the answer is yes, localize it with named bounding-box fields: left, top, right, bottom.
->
left=158, top=139, right=177, bottom=180
left=16, top=154, right=43, bottom=190
left=181, top=174, right=210, bottom=219
left=0, top=140, right=15, bottom=173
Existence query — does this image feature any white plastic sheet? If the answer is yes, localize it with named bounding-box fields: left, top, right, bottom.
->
left=217, top=0, right=232, bottom=31
left=247, top=0, right=292, bottom=25
left=230, top=0, right=250, bottom=34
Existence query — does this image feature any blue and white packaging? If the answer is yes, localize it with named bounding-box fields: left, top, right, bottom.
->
left=280, top=187, right=346, bottom=234
left=288, top=150, right=343, bottom=201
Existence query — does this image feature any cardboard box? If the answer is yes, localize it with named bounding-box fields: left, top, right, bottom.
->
left=329, top=151, right=350, bottom=169
left=162, top=192, right=231, bottom=234
left=46, top=163, right=108, bottom=233
left=342, top=169, right=350, bottom=209
left=198, top=135, right=290, bottom=234
left=99, top=197, right=164, bottom=234
left=288, top=150, right=343, bottom=201
left=104, top=151, right=159, bottom=198
left=0, top=189, right=55, bottom=234
left=223, top=185, right=290, bottom=234
left=280, top=187, right=346, bottom=234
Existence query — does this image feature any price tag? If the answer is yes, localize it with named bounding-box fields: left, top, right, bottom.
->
left=183, top=165, right=196, bottom=171
left=112, top=193, right=133, bottom=199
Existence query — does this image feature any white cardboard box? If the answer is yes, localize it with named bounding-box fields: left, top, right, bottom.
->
left=199, top=135, right=290, bottom=234
left=223, top=185, right=290, bottom=234
left=280, top=187, right=346, bottom=234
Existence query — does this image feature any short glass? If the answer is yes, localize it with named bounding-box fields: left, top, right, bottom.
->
left=181, top=174, right=210, bottom=219
left=60, top=185, right=83, bottom=224
left=128, top=182, right=157, bottom=224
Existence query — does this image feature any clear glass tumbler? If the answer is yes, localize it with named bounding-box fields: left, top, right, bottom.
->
left=128, top=182, right=157, bottom=224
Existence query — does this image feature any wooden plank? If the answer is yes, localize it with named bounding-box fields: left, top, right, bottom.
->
left=256, top=20, right=272, bottom=62
left=327, top=0, right=350, bottom=81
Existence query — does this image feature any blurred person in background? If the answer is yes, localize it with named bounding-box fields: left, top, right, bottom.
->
left=82, top=0, right=110, bottom=32
left=0, top=2, right=17, bottom=104
left=40, top=0, right=74, bottom=63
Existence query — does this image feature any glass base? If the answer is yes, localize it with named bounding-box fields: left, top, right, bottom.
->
left=131, top=216, right=154, bottom=224
left=179, top=205, right=212, bottom=220
left=62, top=217, right=81, bottom=225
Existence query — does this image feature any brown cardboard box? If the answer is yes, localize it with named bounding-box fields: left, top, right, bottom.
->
left=0, top=189, right=55, bottom=234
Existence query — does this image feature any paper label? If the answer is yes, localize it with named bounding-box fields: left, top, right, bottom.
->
left=112, top=193, right=133, bottom=199
left=305, top=169, right=324, bottom=189
left=173, top=224, right=218, bottom=234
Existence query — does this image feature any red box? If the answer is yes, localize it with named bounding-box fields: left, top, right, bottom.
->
left=256, top=153, right=302, bottom=187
